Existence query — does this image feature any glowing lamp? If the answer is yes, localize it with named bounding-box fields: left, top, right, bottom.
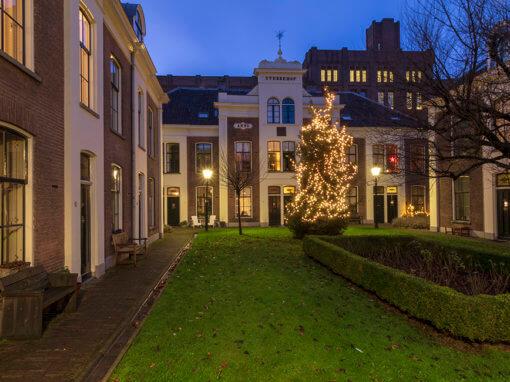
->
left=202, top=169, right=212, bottom=180
left=371, top=166, right=381, bottom=177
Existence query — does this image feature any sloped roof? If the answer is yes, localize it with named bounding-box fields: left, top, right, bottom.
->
left=163, top=88, right=219, bottom=125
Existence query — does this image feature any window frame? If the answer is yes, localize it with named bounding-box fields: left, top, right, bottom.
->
left=235, top=141, right=251, bottom=173
left=147, top=106, right=154, bottom=157
left=110, top=57, right=121, bottom=134
left=348, top=187, right=358, bottom=215
left=347, top=144, right=357, bottom=164
left=0, top=0, right=26, bottom=64
left=148, top=177, right=155, bottom=228
left=385, top=144, right=399, bottom=173
left=138, top=90, right=144, bottom=149
left=410, top=144, right=426, bottom=174
left=235, top=186, right=252, bottom=218
left=111, top=164, right=122, bottom=231
left=454, top=176, right=470, bottom=221
left=282, top=141, right=295, bottom=172
left=282, top=98, right=295, bottom=124
left=195, top=142, right=212, bottom=174
left=164, top=142, right=179, bottom=174
left=411, top=185, right=426, bottom=213
left=267, top=97, right=280, bottom=124
left=268, top=141, right=281, bottom=172
left=196, top=186, right=212, bottom=217
left=79, top=8, right=91, bottom=108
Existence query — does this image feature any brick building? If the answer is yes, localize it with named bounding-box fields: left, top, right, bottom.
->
left=302, top=18, right=434, bottom=113
left=161, top=54, right=429, bottom=227
left=0, top=1, right=167, bottom=281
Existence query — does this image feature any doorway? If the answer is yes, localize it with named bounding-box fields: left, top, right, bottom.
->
left=268, top=196, right=281, bottom=226
left=167, top=197, right=180, bottom=226
left=374, top=186, right=384, bottom=224
left=80, top=184, right=91, bottom=277
left=387, top=194, right=398, bottom=223
left=497, top=189, right=510, bottom=238
left=138, top=174, right=144, bottom=240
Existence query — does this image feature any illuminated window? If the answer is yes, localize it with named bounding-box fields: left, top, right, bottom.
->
left=410, top=144, right=426, bottom=174
left=148, top=177, right=155, bottom=228
left=268, top=141, right=281, bottom=172
left=389, top=71, right=394, bottom=82
left=411, top=185, right=426, bottom=213
left=412, top=71, right=416, bottom=82
left=362, top=70, right=366, bottom=82
left=406, top=71, right=410, bottom=82
left=235, top=142, right=251, bottom=172
left=110, top=59, right=121, bottom=134
left=111, top=164, right=122, bottom=231
left=418, top=71, right=422, bottom=82
left=267, top=97, right=280, bottom=124
left=282, top=141, right=295, bottom=172
left=79, top=9, right=91, bottom=107
left=406, top=92, right=413, bottom=109
left=282, top=98, right=294, bottom=124
left=138, top=91, right=144, bottom=148
left=196, top=186, right=212, bottom=216
left=165, top=143, right=179, bottom=173
left=378, top=92, right=384, bottom=105
left=235, top=187, right=252, bottom=217
left=356, top=70, right=360, bottom=82
left=0, top=127, right=27, bottom=264
left=377, top=70, right=382, bottom=83
left=196, top=143, right=212, bottom=174
left=1, top=0, right=24, bottom=64
left=333, top=69, right=338, bottom=82
left=454, top=176, right=470, bottom=221
left=147, top=107, right=154, bottom=157
left=416, top=92, right=422, bottom=110
left=386, top=144, right=399, bottom=173
left=350, top=70, right=354, bottom=82
left=348, top=187, right=358, bottom=215
left=321, top=69, right=325, bottom=82
left=383, top=70, right=388, bottom=82
left=388, top=92, right=394, bottom=109
left=347, top=144, right=357, bottom=164
left=327, top=69, right=331, bottom=82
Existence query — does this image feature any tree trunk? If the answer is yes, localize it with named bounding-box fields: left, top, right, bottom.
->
left=237, top=190, right=243, bottom=235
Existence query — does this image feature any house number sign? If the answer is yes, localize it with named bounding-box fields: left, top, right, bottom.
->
left=234, top=122, right=253, bottom=130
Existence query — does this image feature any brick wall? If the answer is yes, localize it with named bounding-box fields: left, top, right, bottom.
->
left=147, top=94, right=161, bottom=237
left=350, top=138, right=367, bottom=219
left=103, top=25, right=133, bottom=263
left=226, top=117, right=260, bottom=223
left=0, top=1, right=65, bottom=271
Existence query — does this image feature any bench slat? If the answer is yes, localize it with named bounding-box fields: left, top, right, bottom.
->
left=0, top=266, right=48, bottom=293
left=43, top=287, right=76, bottom=308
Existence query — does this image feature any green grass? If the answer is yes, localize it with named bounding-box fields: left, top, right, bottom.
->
left=112, top=228, right=510, bottom=381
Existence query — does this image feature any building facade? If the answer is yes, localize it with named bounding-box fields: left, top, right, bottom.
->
left=0, top=1, right=167, bottom=280
left=161, top=54, right=429, bottom=227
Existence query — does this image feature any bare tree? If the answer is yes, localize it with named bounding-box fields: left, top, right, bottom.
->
left=219, top=151, right=265, bottom=235
left=400, top=0, right=510, bottom=178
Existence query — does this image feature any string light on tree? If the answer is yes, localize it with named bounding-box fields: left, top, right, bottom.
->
left=290, top=88, right=357, bottom=225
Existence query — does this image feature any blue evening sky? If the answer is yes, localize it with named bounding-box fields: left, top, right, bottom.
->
left=135, top=0, right=408, bottom=76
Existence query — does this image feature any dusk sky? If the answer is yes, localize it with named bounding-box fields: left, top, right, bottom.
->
left=135, top=0, right=409, bottom=76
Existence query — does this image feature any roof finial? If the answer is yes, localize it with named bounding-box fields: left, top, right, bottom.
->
left=276, top=30, right=285, bottom=59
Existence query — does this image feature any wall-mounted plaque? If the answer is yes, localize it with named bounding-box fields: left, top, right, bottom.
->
left=387, top=186, right=398, bottom=194
left=234, top=122, right=253, bottom=130
left=497, top=173, right=510, bottom=187
left=167, top=187, right=180, bottom=196
left=283, top=186, right=295, bottom=195
left=268, top=186, right=281, bottom=194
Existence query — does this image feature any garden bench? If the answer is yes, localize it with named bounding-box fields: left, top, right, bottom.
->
left=450, top=225, right=470, bottom=236
left=348, top=214, right=363, bottom=224
left=112, top=232, right=147, bottom=266
left=0, top=265, right=78, bottom=339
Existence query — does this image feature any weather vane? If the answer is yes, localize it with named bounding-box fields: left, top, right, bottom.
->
left=276, top=30, right=285, bottom=58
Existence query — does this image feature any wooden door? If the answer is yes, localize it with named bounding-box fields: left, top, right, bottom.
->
left=387, top=195, right=398, bottom=224
left=167, top=197, right=180, bottom=226
left=497, top=189, right=510, bottom=238
left=80, top=184, right=91, bottom=277
left=268, top=196, right=281, bottom=226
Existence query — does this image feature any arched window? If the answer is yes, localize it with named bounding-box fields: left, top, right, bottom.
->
left=0, top=127, right=27, bottom=264
left=282, top=98, right=295, bottom=124
left=267, top=98, right=280, bottom=124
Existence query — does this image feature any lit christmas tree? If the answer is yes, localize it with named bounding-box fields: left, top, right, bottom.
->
left=289, top=89, right=357, bottom=237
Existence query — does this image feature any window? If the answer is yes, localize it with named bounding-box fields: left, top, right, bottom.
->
left=79, top=9, right=91, bottom=107
left=372, top=144, right=385, bottom=168
left=410, top=145, right=426, bottom=173
left=416, top=92, right=422, bottom=110
left=282, top=141, right=295, bottom=172
left=454, top=176, right=470, bottom=221
left=1, top=0, right=24, bottom=64
left=111, top=165, right=122, bottom=231
left=235, top=187, right=252, bottom=217
left=347, top=187, right=358, bottom=215
left=327, top=69, right=331, bottom=82
left=80, top=153, right=90, bottom=181
left=333, top=69, right=338, bottom=82
left=386, top=144, right=399, bottom=173
left=0, top=127, right=27, bottom=264
left=282, top=98, right=295, bottom=124
left=110, top=59, right=120, bottom=134
left=411, top=185, right=426, bottom=213
left=362, top=70, right=366, bottom=82
left=196, top=186, right=212, bottom=216
left=235, top=142, right=251, bottom=172
left=406, top=70, right=422, bottom=82
left=196, top=143, right=212, bottom=173
left=147, top=107, right=154, bottom=157
left=135, top=9, right=143, bottom=41
left=138, top=91, right=144, bottom=148
left=148, top=177, right=155, bottom=228
left=388, top=92, right=394, bottom=109
left=406, top=92, right=413, bottom=109
left=347, top=144, right=357, bottom=164
left=198, top=112, right=208, bottom=118
left=267, top=97, right=280, bottom=124
left=268, top=141, right=281, bottom=172
left=165, top=143, right=179, bottom=173
left=350, top=68, right=366, bottom=82
left=321, top=69, right=325, bottom=82
left=350, top=70, right=354, bottom=82
left=378, top=92, right=384, bottom=105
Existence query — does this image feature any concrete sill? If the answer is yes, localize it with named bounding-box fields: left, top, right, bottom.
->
left=80, top=103, right=100, bottom=119
left=0, top=51, right=42, bottom=82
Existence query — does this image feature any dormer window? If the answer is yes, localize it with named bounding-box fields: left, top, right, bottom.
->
left=135, top=10, right=143, bottom=41
left=198, top=112, right=209, bottom=119
left=282, top=98, right=295, bottom=124
left=267, top=97, right=280, bottom=124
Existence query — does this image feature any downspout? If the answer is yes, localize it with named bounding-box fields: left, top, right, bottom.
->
left=131, top=48, right=137, bottom=240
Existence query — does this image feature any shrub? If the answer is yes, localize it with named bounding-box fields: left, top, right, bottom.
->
left=391, top=214, right=430, bottom=229
left=303, top=236, right=510, bottom=342
left=288, top=212, right=348, bottom=239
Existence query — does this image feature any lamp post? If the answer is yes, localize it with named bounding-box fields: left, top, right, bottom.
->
left=371, top=166, right=381, bottom=229
left=202, top=169, right=213, bottom=231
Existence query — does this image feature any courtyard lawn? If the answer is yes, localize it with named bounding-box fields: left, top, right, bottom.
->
left=112, top=228, right=510, bottom=381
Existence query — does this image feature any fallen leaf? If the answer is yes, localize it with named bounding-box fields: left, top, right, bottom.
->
left=150, top=362, right=156, bottom=368
left=220, top=362, right=228, bottom=368
left=409, top=354, right=421, bottom=361
left=391, top=344, right=400, bottom=349
left=196, top=333, right=202, bottom=338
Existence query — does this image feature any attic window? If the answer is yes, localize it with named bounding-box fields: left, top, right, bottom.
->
left=391, top=116, right=400, bottom=121
left=198, top=112, right=209, bottom=118
left=341, top=115, right=352, bottom=120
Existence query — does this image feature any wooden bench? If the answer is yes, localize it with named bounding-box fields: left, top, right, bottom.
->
left=0, top=265, right=78, bottom=339
left=112, top=232, right=147, bottom=266
left=451, top=225, right=470, bottom=236
left=348, top=214, right=363, bottom=224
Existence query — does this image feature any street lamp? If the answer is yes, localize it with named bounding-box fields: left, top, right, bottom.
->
left=371, top=166, right=381, bottom=229
left=202, top=169, right=213, bottom=231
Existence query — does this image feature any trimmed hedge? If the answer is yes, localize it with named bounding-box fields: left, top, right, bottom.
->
left=304, top=236, right=510, bottom=342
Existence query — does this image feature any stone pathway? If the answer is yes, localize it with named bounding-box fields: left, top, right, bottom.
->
left=0, top=228, right=195, bottom=381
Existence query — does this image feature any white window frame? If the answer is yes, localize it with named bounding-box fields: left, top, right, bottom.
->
left=148, top=106, right=154, bottom=157
left=110, top=57, right=121, bottom=134
left=111, top=164, right=122, bottom=231
left=195, top=142, right=212, bottom=174
left=235, top=141, right=252, bottom=172
left=235, top=186, right=252, bottom=218
left=138, top=89, right=144, bottom=148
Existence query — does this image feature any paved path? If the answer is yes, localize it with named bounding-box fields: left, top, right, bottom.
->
left=0, top=228, right=195, bottom=381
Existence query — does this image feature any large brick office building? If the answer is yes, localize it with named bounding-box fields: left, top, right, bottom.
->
left=0, top=0, right=167, bottom=280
